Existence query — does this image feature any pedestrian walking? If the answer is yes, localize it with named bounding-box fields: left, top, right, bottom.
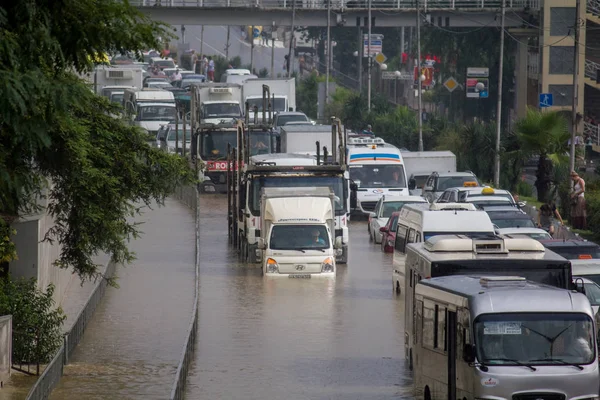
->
left=570, top=171, right=587, bottom=230
left=207, top=56, right=215, bottom=82
left=538, top=201, right=564, bottom=237
left=261, top=30, right=268, bottom=46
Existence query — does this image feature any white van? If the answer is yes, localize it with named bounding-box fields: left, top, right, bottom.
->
left=123, top=88, right=176, bottom=135
left=392, top=203, right=495, bottom=296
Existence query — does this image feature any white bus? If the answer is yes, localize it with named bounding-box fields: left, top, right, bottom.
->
left=414, top=275, right=598, bottom=400
left=403, top=235, right=572, bottom=370
left=392, top=203, right=495, bottom=297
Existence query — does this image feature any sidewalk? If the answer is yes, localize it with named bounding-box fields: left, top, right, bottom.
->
left=250, top=38, right=286, bottom=48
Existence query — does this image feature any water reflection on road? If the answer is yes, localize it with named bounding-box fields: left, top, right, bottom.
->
left=185, top=194, right=413, bottom=400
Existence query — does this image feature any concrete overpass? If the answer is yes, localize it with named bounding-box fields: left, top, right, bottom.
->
left=132, top=0, right=536, bottom=27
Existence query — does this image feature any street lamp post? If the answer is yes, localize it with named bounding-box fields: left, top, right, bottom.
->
left=394, top=70, right=401, bottom=104
left=493, top=0, right=506, bottom=187
left=416, top=0, right=423, bottom=151
left=367, top=0, right=372, bottom=111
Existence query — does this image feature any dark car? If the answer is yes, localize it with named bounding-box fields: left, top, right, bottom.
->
left=172, top=74, right=206, bottom=89
left=379, top=211, right=400, bottom=253
left=486, top=210, right=536, bottom=229
left=540, top=240, right=600, bottom=260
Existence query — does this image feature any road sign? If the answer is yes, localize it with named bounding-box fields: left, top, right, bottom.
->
left=539, top=93, right=553, bottom=108
left=466, top=67, right=489, bottom=78
left=466, top=77, right=489, bottom=98
left=443, top=77, right=459, bottom=92
left=374, top=52, right=387, bottom=65
left=363, top=34, right=384, bottom=56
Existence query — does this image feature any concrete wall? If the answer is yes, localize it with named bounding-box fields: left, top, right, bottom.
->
left=0, top=315, right=11, bottom=386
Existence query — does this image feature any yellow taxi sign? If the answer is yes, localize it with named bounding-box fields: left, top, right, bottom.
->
left=463, top=181, right=478, bottom=187
left=481, top=187, right=495, bottom=195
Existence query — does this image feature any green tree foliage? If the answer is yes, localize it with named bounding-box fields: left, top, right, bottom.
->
left=1, top=1, right=195, bottom=281
left=514, top=108, right=570, bottom=202
left=0, top=278, right=65, bottom=372
left=297, top=73, right=325, bottom=119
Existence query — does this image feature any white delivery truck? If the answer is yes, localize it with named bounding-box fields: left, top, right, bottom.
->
left=123, top=88, right=176, bottom=136
left=191, top=83, right=243, bottom=125
left=82, top=65, right=144, bottom=100
left=243, top=78, right=296, bottom=121
left=400, top=151, right=456, bottom=196
left=257, top=187, right=342, bottom=278
left=279, top=125, right=333, bottom=155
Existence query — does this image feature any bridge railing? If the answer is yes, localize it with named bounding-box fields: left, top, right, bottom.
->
left=135, top=0, right=539, bottom=10
left=589, top=0, right=600, bottom=17
left=585, top=58, right=600, bottom=82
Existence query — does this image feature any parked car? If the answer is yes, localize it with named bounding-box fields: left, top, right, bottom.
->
left=380, top=211, right=400, bottom=253
left=540, top=240, right=600, bottom=260
left=486, top=209, right=535, bottom=229
left=496, top=227, right=552, bottom=241
left=437, top=186, right=517, bottom=205
left=368, top=195, right=428, bottom=244
left=422, top=171, right=480, bottom=203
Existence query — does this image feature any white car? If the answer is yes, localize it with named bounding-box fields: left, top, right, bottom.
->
left=496, top=227, right=552, bottom=241
left=367, top=195, right=428, bottom=244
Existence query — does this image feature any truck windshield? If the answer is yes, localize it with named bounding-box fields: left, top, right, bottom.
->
left=349, top=165, right=407, bottom=188
left=203, top=103, right=241, bottom=118
left=247, top=97, right=286, bottom=113
left=276, top=114, right=308, bottom=126
left=249, top=132, right=272, bottom=156
left=167, top=128, right=192, bottom=142
left=250, top=176, right=346, bottom=215
left=475, top=313, right=595, bottom=366
left=269, top=225, right=330, bottom=251
left=201, top=131, right=237, bottom=160
left=137, top=105, right=176, bottom=121
left=431, top=260, right=572, bottom=289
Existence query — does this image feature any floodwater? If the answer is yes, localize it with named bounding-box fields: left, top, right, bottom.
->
left=184, top=195, right=413, bottom=399
left=49, top=199, right=197, bottom=400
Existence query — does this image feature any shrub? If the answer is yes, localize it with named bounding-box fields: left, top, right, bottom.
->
left=515, top=181, right=533, bottom=197
left=585, top=190, right=600, bottom=238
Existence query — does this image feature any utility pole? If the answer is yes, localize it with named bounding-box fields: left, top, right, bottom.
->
left=200, top=25, right=205, bottom=56
left=570, top=0, right=581, bottom=173
left=358, top=27, right=363, bottom=92
left=326, top=0, right=331, bottom=105
left=493, top=0, right=506, bottom=187
left=181, top=25, right=186, bottom=44
left=416, top=0, right=423, bottom=151
left=271, top=22, right=276, bottom=78
left=367, top=0, right=372, bottom=111
left=250, top=26, right=255, bottom=73
left=225, top=26, right=231, bottom=59
left=287, top=0, right=296, bottom=77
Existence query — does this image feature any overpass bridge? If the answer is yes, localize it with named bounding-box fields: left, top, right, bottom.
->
left=133, top=0, right=537, bottom=27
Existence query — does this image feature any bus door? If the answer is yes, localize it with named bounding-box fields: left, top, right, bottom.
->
left=447, top=310, right=457, bottom=400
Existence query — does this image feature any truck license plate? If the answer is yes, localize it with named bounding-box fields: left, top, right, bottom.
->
left=289, top=274, right=311, bottom=279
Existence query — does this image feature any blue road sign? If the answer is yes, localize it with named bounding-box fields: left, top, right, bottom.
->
left=539, top=93, right=553, bottom=108
left=253, top=27, right=261, bottom=38
left=480, top=90, right=488, bottom=98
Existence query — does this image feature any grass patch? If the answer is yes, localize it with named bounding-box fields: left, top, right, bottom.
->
left=572, top=229, right=599, bottom=242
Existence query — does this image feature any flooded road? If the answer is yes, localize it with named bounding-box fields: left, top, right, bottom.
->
left=49, top=199, right=197, bottom=400
left=185, top=195, right=413, bottom=399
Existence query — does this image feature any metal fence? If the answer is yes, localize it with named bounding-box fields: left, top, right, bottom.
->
left=133, top=0, right=538, bottom=9
left=584, top=121, right=600, bottom=146
left=589, top=0, right=600, bottom=17
left=169, top=185, right=200, bottom=400
left=24, top=262, right=116, bottom=400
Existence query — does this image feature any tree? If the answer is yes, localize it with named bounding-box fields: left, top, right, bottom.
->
left=0, top=278, right=66, bottom=374
left=514, top=108, right=570, bottom=202
left=1, top=1, right=195, bottom=282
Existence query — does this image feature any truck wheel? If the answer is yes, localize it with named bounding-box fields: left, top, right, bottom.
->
left=409, top=349, right=414, bottom=371
left=248, top=243, right=258, bottom=264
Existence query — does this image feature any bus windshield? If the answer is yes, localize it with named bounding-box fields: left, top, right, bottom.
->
left=431, top=260, right=571, bottom=289
left=475, top=313, right=595, bottom=366
left=250, top=175, right=346, bottom=215
left=349, top=165, right=407, bottom=189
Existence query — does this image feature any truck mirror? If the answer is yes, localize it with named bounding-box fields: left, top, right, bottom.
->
left=350, top=189, right=357, bottom=209
left=257, top=238, right=267, bottom=250
left=462, top=344, right=476, bottom=363
left=350, top=182, right=358, bottom=191
left=334, top=236, right=343, bottom=250
left=408, top=178, right=416, bottom=190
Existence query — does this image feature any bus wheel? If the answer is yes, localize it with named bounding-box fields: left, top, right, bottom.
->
left=395, top=282, right=401, bottom=295
left=424, top=386, right=431, bottom=400
left=409, top=349, right=413, bottom=371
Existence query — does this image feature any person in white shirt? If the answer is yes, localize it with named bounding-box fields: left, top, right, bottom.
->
left=171, top=69, right=182, bottom=82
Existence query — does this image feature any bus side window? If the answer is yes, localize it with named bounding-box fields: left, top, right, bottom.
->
left=407, top=228, right=416, bottom=244
left=395, top=224, right=408, bottom=253
left=409, top=269, right=413, bottom=288
left=434, top=304, right=439, bottom=349
left=423, top=300, right=436, bottom=349
left=416, top=232, right=421, bottom=243
left=442, top=307, right=447, bottom=352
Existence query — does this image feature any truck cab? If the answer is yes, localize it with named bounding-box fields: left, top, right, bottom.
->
left=191, top=83, right=243, bottom=125
left=123, top=88, right=176, bottom=136
left=257, top=187, right=342, bottom=278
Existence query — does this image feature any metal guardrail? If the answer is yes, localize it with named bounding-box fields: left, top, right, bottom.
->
left=133, top=0, right=538, bottom=9
left=169, top=185, right=200, bottom=400
left=25, top=262, right=116, bottom=400
left=589, top=0, right=600, bottom=17
left=585, top=59, right=600, bottom=82
left=584, top=121, right=600, bottom=146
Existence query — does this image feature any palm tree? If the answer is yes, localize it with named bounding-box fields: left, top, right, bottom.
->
left=514, top=108, right=570, bottom=202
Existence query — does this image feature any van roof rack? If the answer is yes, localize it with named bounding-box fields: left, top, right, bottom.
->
left=479, top=276, right=526, bottom=287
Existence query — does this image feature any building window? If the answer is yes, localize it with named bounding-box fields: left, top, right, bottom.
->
left=549, top=46, right=574, bottom=74
left=550, top=7, right=576, bottom=37
left=549, top=84, right=574, bottom=106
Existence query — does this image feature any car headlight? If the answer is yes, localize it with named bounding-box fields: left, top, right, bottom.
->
left=266, top=258, right=279, bottom=273
left=321, top=257, right=334, bottom=273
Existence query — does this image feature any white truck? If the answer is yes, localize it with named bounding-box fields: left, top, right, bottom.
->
left=190, top=83, right=243, bottom=125
left=279, top=125, right=333, bottom=155
left=400, top=151, right=456, bottom=196
left=257, top=187, right=342, bottom=278
left=243, top=78, right=296, bottom=122
left=83, top=65, right=144, bottom=101
left=122, top=88, right=176, bottom=136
